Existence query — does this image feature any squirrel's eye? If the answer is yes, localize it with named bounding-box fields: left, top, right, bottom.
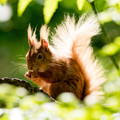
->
left=37, top=54, right=43, bottom=59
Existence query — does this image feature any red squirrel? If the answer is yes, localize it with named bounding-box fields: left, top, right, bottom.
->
left=25, top=15, right=105, bottom=100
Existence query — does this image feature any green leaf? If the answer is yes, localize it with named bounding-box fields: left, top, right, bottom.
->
left=61, top=0, right=77, bottom=9
left=114, top=36, right=120, bottom=46
left=77, top=0, right=86, bottom=10
left=87, top=0, right=94, bottom=3
left=100, top=43, right=120, bottom=56
left=0, top=0, right=7, bottom=4
left=43, top=0, right=60, bottom=24
left=17, top=0, right=32, bottom=16
left=94, top=0, right=108, bottom=12
left=0, top=113, right=9, bottom=120
left=82, top=0, right=92, bottom=12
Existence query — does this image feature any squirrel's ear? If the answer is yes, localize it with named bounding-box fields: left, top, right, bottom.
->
left=40, top=39, right=48, bottom=48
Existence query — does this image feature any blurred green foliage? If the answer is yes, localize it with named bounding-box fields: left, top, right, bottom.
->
left=100, top=37, right=120, bottom=56
left=0, top=0, right=7, bottom=4
left=0, top=0, right=120, bottom=119
left=0, top=82, right=120, bottom=120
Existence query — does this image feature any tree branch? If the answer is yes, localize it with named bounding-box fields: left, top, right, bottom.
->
left=0, top=77, right=42, bottom=94
left=0, top=77, right=55, bottom=101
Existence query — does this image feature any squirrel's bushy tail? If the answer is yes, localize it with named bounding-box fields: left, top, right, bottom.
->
left=51, top=14, right=105, bottom=100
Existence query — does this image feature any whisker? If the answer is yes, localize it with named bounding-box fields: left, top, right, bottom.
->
left=15, top=55, right=26, bottom=60
left=18, top=57, right=26, bottom=60
left=11, top=61, right=27, bottom=69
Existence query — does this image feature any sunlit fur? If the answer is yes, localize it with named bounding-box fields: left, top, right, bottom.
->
left=25, top=14, right=105, bottom=100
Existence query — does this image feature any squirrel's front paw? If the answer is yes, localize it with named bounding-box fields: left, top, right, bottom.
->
left=24, top=71, right=39, bottom=79
left=24, top=71, right=32, bottom=79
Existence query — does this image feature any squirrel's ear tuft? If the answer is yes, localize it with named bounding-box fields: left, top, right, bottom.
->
left=40, top=25, right=49, bottom=40
left=27, top=25, right=38, bottom=47
left=40, top=39, right=48, bottom=48
left=40, top=25, right=49, bottom=49
left=28, top=25, right=33, bottom=46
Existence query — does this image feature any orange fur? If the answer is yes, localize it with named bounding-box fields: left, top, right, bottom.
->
left=25, top=14, right=105, bottom=100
